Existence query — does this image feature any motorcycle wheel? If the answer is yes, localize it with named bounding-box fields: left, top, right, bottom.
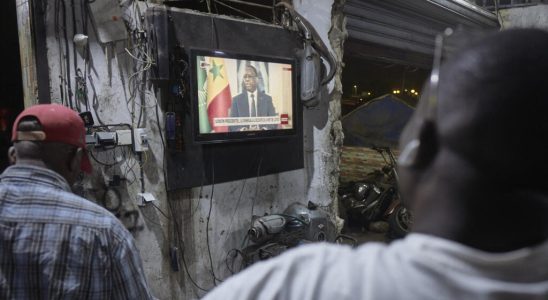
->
left=388, top=205, right=412, bottom=240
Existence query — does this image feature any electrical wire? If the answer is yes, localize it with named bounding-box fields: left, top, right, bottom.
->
left=213, top=0, right=267, bottom=23
left=151, top=202, right=171, bottom=221
left=60, top=0, right=74, bottom=109
left=70, top=0, right=81, bottom=112
left=144, top=49, right=210, bottom=292
left=205, top=149, right=223, bottom=285
left=250, top=151, right=264, bottom=220
left=80, top=0, right=91, bottom=112
left=140, top=206, right=165, bottom=227
left=225, top=248, right=246, bottom=274
left=223, top=178, right=248, bottom=243
left=208, top=4, right=220, bottom=49
left=166, top=197, right=210, bottom=292
left=89, top=148, right=120, bottom=167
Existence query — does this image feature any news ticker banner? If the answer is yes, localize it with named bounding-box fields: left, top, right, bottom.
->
left=213, top=114, right=290, bottom=127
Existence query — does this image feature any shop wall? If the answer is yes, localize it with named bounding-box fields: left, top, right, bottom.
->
left=39, top=0, right=343, bottom=299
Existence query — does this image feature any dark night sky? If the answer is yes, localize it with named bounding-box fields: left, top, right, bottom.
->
left=341, top=56, right=430, bottom=101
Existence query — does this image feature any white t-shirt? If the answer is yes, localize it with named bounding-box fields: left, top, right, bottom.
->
left=203, top=233, right=548, bottom=300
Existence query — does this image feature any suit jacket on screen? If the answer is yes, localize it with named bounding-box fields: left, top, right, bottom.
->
left=230, top=91, right=277, bottom=131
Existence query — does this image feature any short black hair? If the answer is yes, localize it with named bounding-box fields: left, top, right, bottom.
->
left=245, top=65, right=258, bottom=76
left=438, top=28, right=548, bottom=189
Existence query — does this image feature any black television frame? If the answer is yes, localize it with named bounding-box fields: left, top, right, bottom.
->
left=189, top=48, right=298, bottom=144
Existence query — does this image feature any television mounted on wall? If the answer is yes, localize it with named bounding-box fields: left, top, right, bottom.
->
left=189, top=48, right=298, bottom=144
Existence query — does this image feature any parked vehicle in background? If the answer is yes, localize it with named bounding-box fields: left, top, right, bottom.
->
left=338, top=147, right=413, bottom=240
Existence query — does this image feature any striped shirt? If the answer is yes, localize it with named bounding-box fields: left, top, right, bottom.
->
left=0, top=165, right=154, bottom=299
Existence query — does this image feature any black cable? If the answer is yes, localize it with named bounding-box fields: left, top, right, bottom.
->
left=138, top=152, right=145, bottom=194
left=55, top=0, right=66, bottom=107
left=148, top=122, right=210, bottom=295
left=223, top=178, right=247, bottom=243
left=166, top=197, right=210, bottom=292
left=61, top=0, right=74, bottom=109
left=277, top=214, right=309, bottom=225
left=250, top=148, right=264, bottom=220
left=154, top=102, right=166, bottom=151
left=70, top=0, right=81, bottom=112
left=209, top=8, right=220, bottom=49
left=206, top=174, right=217, bottom=285
left=81, top=0, right=90, bottom=111
left=151, top=202, right=171, bottom=221
left=140, top=207, right=164, bottom=227
left=92, top=123, right=132, bottom=130
left=151, top=83, right=209, bottom=293
left=89, top=149, right=119, bottom=167
left=225, top=248, right=245, bottom=275
left=205, top=149, right=223, bottom=285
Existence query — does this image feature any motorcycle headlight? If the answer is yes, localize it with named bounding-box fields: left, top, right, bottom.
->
left=354, top=182, right=371, bottom=200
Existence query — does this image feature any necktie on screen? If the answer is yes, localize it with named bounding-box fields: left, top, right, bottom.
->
left=251, top=94, right=256, bottom=117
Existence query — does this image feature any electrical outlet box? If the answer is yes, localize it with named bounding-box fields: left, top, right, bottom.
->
left=95, top=132, right=117, bottom=146
left=133, top=128, right=149, bottom=152
left=116, top=129, right=132, bottom=146
left=85, top=134, right=96, bottom=145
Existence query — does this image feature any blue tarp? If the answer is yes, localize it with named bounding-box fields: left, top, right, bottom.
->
left=342, top=94, right=415, bottom=148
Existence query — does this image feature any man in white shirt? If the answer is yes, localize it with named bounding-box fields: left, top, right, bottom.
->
left=204, top=28, right=548, bottom=300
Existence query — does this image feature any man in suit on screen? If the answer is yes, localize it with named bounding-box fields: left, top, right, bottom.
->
left=230, top=65, right=277, bottom=131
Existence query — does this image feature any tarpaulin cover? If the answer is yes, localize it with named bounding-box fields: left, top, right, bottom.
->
left=342, top=94, right=415, bottom=148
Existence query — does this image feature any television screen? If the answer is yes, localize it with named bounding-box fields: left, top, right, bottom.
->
left=190, top=49, right=297, bottom=143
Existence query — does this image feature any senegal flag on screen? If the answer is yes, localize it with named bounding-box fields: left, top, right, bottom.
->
left=197, top=56, right=232, bottom=133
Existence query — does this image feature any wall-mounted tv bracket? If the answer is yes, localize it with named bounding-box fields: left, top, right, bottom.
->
left=276, top=2, right=337, bottom=108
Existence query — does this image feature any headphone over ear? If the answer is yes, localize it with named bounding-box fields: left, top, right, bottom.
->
left=398, top=120, right=438, bottom=169
left=8, top=146, right=16, bottom=165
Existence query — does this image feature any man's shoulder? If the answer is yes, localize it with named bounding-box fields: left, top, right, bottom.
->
left=2, top=181, right=125, bottom=232
left=203, top=242, right=391, bottom=300
left=50, top=191, right=126, bottom=231
left=259, top=91, right=272, bottom=99
left=233, top=93, right=246, bottom=101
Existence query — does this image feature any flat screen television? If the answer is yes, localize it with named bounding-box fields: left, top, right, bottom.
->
left=189, top=48, right=298, bottom=144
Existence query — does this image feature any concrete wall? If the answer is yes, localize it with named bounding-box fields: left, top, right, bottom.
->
left=500, top=4, right=548, bottom=29
left=15, top=0, right=39, bottom=107
left=37, top=0, right=343, bottom=299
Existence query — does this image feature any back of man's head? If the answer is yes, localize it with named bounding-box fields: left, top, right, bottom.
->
left=438, top=28, right=548, bottom=190
left=398, top=29, right=548, bottom=250
left=10, top=104, right=91, bottom=184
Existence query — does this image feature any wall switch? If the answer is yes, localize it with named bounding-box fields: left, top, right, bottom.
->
left=133, top=128, right=149, bottom=152
left=116, top=129, right=132, bottom=146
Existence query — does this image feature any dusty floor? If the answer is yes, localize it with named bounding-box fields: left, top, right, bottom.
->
left=341, top=221, right=391, bottom=246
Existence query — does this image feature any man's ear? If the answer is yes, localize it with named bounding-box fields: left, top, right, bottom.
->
left=8, top=146, right=16, bottom=165
left=398, top=120, right=439, bottom=169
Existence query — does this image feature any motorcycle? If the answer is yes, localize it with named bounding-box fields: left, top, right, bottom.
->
left=339, top=147, right=413, bottom=240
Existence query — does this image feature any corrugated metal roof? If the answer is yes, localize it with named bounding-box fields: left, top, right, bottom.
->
left=344, top=0, right=499, bottom=67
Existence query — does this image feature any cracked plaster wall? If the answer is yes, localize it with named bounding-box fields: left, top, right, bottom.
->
left=499, top=4, right=548, bottom=30
left=38, top=0, right=345, bottom=298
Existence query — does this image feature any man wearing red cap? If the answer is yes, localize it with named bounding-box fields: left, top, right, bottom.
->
left=0, top=104, right=154, bottom=299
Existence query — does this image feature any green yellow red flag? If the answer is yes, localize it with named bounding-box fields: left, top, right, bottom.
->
left=205, top=57, right=232, bottom=132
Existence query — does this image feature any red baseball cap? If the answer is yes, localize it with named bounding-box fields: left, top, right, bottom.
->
left=11, top=104, right=92, bottom=173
